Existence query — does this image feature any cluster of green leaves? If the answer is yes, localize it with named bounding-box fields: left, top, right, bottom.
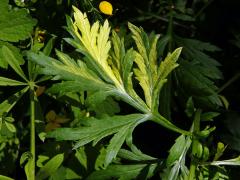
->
left=26, top=7, right=188, bottom=178
left=124, top=0, right=226, bottom=119
left=0, top=0, right=36, bottom=177
left=0, top=0, right=36, bottom=67
left=27, top=6, right=240, bottom=179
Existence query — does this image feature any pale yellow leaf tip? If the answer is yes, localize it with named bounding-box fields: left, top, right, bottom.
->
left=99, top=1, right=113, bottom=15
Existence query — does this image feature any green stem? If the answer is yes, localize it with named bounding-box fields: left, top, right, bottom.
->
left=152, top=113, right=191, bottom=135
left=167, top=1, right=174, bottom=51
left=189, top=109, right=201, bottom=180
left=194, top=0, right=215, bottom=19
left=116, top=89, right=191, bottom=135
left=29, top=89, right=36, bottom=179
left=217, top=72, right=240, bottom=93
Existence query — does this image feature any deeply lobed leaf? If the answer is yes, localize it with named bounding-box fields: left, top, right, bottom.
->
left=68, top=7, right=123, bottom=89
left=0, top=41, right=24, bottom=69
left=48, top=114, right=150, bottom=167
left=27, top=51, right=113, bottom=92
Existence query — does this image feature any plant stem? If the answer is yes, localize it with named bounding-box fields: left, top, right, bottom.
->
left=189, top=109, right=201, bottom=180
left=167, top=0, right=174, bottom=51
left=194, top=0, right=215, bottom=19
left=152, top=113, right=191, bottom=135
left=217, top=72, right=240, bottom=93
left=29, top=89, right=35, bottom=179
left=116, top=89, right=191, bottom=135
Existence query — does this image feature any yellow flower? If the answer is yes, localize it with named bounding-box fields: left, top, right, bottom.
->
left=99, top=1, right=113, bottom=15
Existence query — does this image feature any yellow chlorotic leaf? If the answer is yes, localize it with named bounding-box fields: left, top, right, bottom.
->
left=46, top=110, right=56, bottom=122
left=99, top=1, right=113, bottom=15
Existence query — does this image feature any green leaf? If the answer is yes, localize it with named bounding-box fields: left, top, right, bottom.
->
left=0, top=41, right=24, bottom=68
left=127, top=23, right=180, bottom=114
left=1, top=46, right=28, bottom=81
left=37, top=155, right=50, bottom=168
left=75, top=147, right=88, bottom=170
left=110, top=30, right=124, bottom=71
left=201, top=112, right=220, bottom=122
left=152, top=48, right=181, bottom=113
left=185, top=97, right=195, bottom=118
left=161, top=135, right=191, bottom=180
left=47, top=81, right=109, bottom=95
left=48, top=166, right=82, bottom=180
left=47, top=114, right=150, bottom=149
left=176, top=60, right=217, bottom=96
left=20, top=151, right=33, bottom=179
left=178, top=37, right=221, bottom=52
left=110, top=31, right=135, bottom=91
left=209, top=156, right=240, bottom=166
left=4, top=116, right=14, bottom=123
left=176, top=36, right=222, bottom=80
left=0, top=87, right=29, bottom=116
left=214, top=142, right=226, bottom=161
left=25, top=161, right=34, bottom=180
left=0, top=76, right=27, bottom=86
left=157, top=35, right=170, bottom=56
left=104, top=124, right=131, bottom=167
left=121, top=48, right=135, bottom=89
left=219, top=95, right=229, bottom=109
left=175, top=0, right=187, bottom=12
left=4, top=121, right=16, bottom=133
left=49, top=166, right=66, bottom=180
left=128, top=22, right=158, bottom=109
left=198, top=166, right=229, bottom=180
left=0, top=0, right=8, bottom=18
left=0, top=175, right=14, bottom=180
left=20, top=151, right=32, bottom=167
left=68, top=7, right=123, bottom=88
left=96, top=147, right=111, bottom=170
left=43, top=36, right=56, bottom=56
left=195, top=94, right=223, bottom=109
left=157, top=48, right=181, bottom=82
left=118, top=148, right=157, bottom=162
left=27, top=51, right=113, bottom=91
left=0, top=0, right=37, bottom=42
left=86, top=92, right=120, bottom=117
left=166, top=135, right=189, bottom=166
left=65, top=168, right=81, bottom=179
left=36, top=153, right=64, bottom=180
left=109, top=30, right=150, bottom=113
left=87, top=163, right=159, bottom=180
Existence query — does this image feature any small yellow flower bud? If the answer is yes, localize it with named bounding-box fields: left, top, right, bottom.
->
left=99, top=1, right=113, bottom=15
